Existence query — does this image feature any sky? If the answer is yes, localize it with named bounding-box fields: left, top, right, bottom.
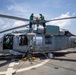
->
left=0, top=0, right=76, bottom=35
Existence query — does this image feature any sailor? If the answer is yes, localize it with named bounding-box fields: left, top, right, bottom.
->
left=29, top=13, right=34, bottom=30
left=5, top=37, right=10, bottom=44
left=39, top=14, right=46, bottom=33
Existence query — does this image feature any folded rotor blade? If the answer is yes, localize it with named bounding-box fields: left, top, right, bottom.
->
left=0, top=24, right=29, bottom=33
left=0, top=14, right=30, bottom=21
left=46, top=16, right=76, bottom=22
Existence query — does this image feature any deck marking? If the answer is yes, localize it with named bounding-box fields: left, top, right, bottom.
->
left=6, top=68, right=14, bottom=75
left=6, top=59, right=19, bottom=75
left=0, top=71, right=6, bottom=74
left=9, top=62, right=19, bottom=67
left=17, top=59, right=49, bottom=72
left=0, top=59, right=49, bottom=74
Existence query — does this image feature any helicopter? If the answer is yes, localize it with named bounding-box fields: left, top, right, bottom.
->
left=0, top=14, right=76, bottom=58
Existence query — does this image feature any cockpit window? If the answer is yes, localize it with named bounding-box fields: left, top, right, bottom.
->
left=19, top=35, right=28, bottom=46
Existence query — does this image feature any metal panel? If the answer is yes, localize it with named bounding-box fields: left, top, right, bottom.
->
left=46, top=25, right=60, bottom=35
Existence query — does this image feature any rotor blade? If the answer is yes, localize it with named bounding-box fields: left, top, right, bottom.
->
left=0, top=24, right=29, bottom=33
left=0, top=14, right=30, bottom=21
left=46, top=16, right=76, bottom=22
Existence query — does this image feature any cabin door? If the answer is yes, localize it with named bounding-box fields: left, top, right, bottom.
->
left=3, top=35, right=13, bottom=50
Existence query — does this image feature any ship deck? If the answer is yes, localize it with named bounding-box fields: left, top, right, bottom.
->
left=0, top=48, right=76, bottom=75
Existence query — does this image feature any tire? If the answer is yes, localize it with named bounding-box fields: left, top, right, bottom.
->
left=48, top=53, right=53, bottom=59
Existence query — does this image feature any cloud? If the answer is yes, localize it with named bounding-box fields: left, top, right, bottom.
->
left=48, top=12, right=72, bottom=28
left=0, top=19, right=5, bottom=25
left=2, top=21, right=27, bottom=29
left=8, top=5, right=27, bottom=14
left=1, top=20, right=27, bottom=31
left=0, top=19, right=11, bottom=30
left=0, top=19, right=26, bottom=34
left=7, top=0, right=50, bottom=17
left=12, top=21, right=26, bottom=27
left=8, top=0, right=29, bottom=15
left=2, top=19, right=14, bottom=29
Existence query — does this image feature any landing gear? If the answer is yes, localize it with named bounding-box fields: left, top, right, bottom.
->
left=48, top=53, right=54, bottom=59
left=27, top=53, right=33, bottom=58
left=22, top=52, right=40, bottom=61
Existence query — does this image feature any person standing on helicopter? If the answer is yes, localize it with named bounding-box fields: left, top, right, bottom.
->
left=39, top=14, right=46, bottom=33
left=29, top=13, right=34, bottom=30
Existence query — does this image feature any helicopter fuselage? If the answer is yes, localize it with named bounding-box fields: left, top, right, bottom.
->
left=0, top=25, right=76, bottom=55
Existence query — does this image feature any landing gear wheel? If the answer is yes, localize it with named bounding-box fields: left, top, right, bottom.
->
left=48, top=53, right=54, bottom=59
left=27, top=53, right=33, bottom=58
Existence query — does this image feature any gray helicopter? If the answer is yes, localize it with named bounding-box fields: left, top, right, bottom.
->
left=0, top=14, right=76, bottom=57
